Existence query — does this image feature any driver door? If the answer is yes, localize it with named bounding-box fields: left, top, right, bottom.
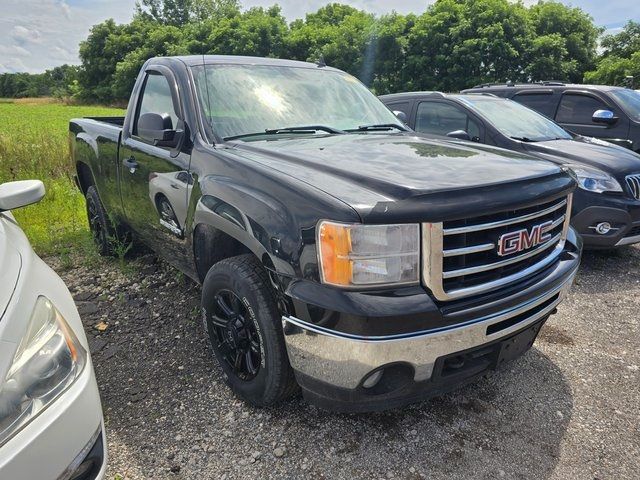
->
left=554, top=91, right=630, bottom=145
left=119, top=66, right=192, bottom=263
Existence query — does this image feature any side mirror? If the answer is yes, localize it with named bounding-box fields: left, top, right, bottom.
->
left=0, top=180, right=45, bottom=212
left=393, top=111, right=408, bottom=123
left=446, top=130, right=471, bottom=141
left=138, top=112, right=181, bottom=147
left=592, top=109, right=618, bottom=125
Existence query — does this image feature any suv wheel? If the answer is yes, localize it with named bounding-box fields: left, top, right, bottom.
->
left=202, top=254, right=298, bottom=406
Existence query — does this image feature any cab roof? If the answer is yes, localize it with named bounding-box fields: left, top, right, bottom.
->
left=170, top=55, right=340, bottom=72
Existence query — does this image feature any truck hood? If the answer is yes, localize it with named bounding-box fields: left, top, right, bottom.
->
left=522, top=136, right=640, bottom=178
left=0, top=215, right=22, bottom=322
left=231, top=133, right=573, bottom=222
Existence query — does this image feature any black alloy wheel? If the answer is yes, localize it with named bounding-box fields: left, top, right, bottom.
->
left=201, top=254, right=298, bottom=406
left=210, top=289, right=262, bottom=381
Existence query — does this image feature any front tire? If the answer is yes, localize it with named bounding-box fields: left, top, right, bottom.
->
left=201, top=254, right=297, bottom=406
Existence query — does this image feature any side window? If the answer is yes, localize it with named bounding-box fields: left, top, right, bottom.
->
left=385, top=101, right=412, bottom=118
left=416, top=102, right=481, bottom=140
left=513, top=92, right=557, bottom=118
left=556, top=94, right=609, bottom=125
left=134, top=72, right=179, bottom=137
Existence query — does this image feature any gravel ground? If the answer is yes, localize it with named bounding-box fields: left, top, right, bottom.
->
left=47, top=246, right=639, bottom=480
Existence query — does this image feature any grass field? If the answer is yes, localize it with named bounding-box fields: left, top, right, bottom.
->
left=0, top=99, right=125, bottom=256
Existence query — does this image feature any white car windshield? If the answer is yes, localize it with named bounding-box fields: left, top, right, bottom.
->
left=459, top=96, right=572, bottom=142
left=192, top=64, right=403, bottom=140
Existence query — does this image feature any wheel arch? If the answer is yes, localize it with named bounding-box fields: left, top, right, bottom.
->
left=193, top=222, right=262, bottom=283
left=76, top=161, right=95, bottom=194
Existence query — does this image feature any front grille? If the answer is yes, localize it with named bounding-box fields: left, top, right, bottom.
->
left=423, top=195, right=572, bottom=301
left=625, top=174, right=640, bottom=200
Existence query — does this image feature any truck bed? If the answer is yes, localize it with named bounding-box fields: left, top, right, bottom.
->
left=84, top=116, right=125, bottom=127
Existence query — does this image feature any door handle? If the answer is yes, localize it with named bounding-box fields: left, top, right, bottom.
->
left=170, top=183, right=180, bottom=190
left=123, top=156, right=138, bottom=173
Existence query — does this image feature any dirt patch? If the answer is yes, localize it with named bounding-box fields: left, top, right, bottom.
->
left=538, top=324, right=575, bottom=346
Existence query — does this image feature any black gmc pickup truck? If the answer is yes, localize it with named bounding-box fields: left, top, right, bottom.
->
left=70, top=56, right=582, bottom=412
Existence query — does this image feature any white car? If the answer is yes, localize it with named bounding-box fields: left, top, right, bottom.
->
left=0, top=180, right=106, bottom=479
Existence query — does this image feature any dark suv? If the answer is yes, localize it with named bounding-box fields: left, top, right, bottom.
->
left=461, top=82, right=640, bottom=153
left=380, top=91, right=640, bottom=248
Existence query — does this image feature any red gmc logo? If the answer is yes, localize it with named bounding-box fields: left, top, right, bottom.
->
left=497, top=220, right=555, bottom=256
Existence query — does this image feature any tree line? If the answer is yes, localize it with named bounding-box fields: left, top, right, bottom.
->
left=1, top=0, right=638, bottom=102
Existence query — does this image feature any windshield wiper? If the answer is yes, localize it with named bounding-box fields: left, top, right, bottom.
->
left=510, top=136, right=538, bottom=142
left=224, top=125, right=345, bottom=141
left=347, top=123, right=408, bottom=132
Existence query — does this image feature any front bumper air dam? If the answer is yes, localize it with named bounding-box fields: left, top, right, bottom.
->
left=571, top=192, right=640, bottom=248
left=282, top=268, right=577, bottom=412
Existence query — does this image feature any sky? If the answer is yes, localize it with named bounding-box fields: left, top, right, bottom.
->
left=1, top=0, right=639, bottom=74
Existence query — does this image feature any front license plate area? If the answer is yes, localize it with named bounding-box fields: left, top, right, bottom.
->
left=432, top=320, right=545, bottom=384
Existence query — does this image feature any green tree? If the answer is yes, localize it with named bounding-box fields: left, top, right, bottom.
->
left=136, top=0, right=240, bottom=25
left=600, top=21, right=640, bottom=59
left=77, top=19, right=128, bottom=101
left=585, top=21, right=640, bottom=87
left=527, top=0, right=602, bottom=82
left=406, top=0, right=532, bottom=91
left=287, top=4, right=376, bottom=78
left=368, top=13, right=415, bottom=93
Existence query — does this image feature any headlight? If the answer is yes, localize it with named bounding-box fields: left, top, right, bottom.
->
left=566, top=164, right=622, bottom=193
left=0, top=297, right=87, bottom=446
left=317, top=221, right=420, bottom=287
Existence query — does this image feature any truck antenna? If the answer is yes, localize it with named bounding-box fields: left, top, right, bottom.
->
left=316, top=55, right=326, bottom=68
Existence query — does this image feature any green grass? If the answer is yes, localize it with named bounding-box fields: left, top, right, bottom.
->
left=0, top=99, right=125, bottom=255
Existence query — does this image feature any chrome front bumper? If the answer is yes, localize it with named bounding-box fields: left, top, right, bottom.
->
left=282, top=269, right=577, bottom=391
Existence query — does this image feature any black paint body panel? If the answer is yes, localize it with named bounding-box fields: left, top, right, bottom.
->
left=69, top=56, right=579, bottom=337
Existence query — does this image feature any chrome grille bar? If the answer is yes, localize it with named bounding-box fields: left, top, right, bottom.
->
left=443, top=198, right=567, bottom=235
left=626, top=174, right=640, bottom=200
left=422, top=194, right=573, bottom=301
left=443, top=242, right=495, bottom=257
left=443, top=233, right=561, bottom=279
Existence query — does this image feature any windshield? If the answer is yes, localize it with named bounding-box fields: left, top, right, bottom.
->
left=459, top=96, right=572, bottom=142
left=610, top=89, right=640, bottom=122
left=192, top=64, right=402, bottom=140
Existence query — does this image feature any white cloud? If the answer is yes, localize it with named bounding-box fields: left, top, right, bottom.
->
left=0, top=0, right=135, bottom=73
left=0, top=57, right=30, bottom=73
left=60, top=1, right=72, bottom=19
left=11, top=25, right=42, bottom=44
left=0, top=44, right=32, bottom=57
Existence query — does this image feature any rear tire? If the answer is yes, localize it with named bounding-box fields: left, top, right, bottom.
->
left=85, top=185, right=121, bottom=256
left=201, top=254, right=298, bottom=406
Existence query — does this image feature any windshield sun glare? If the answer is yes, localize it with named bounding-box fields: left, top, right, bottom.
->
left=192, top=64, right=401, bottom=140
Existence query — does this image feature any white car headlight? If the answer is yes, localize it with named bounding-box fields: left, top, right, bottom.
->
left=317, top=221, right=420, bottom=287
left=566, top=164, right=622, bottom=193
left=0, top=297, right=87, bottom=446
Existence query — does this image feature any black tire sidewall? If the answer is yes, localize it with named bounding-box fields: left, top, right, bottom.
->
left=86, top=186, right=112, bottom=256
left=202, top=258, right=287, bottom=406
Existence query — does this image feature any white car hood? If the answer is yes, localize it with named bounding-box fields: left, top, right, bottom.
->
left=0, top=215, right=22, bottom=321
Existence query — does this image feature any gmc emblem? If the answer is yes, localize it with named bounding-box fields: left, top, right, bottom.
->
left=497, top=220, right=555, bottom=256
